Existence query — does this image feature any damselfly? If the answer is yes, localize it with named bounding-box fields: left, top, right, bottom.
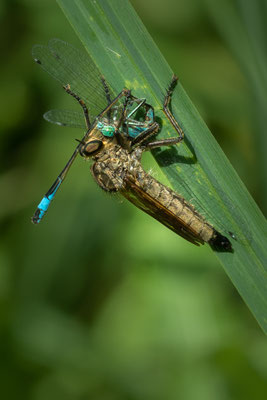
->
left=32, top=39, right=232, bottom=252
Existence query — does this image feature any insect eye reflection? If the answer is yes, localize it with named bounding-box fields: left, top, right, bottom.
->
left=80, top=139, right=103, bottom=157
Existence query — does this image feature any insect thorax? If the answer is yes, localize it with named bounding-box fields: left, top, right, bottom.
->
left=91, top=145, right=144, bottom=192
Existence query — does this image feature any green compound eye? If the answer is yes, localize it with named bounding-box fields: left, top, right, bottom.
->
left=97, top=121, right=115, bottom=137
left=102, top=126, right=115, bottom=137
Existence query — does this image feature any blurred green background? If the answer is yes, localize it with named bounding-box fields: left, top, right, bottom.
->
left=0, top=0, right=266, bottom=399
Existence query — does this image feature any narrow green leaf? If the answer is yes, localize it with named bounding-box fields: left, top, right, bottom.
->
left=56, top=0, right=267, bottom=333
left=203, top=0, right=267, bottom=211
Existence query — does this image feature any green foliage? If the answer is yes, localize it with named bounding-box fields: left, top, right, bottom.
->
left=203, top=0, right=267, bottom=213
left=1, top=1, right=267, bottom=399
left=56, top=0, right=267, bottom=331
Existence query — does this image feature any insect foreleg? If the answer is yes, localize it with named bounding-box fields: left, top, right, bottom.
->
left=63, top=84, right=91, bottom=129
left=144, top=137, right=182, bottom=150
left=100, top=76, right=112, bottom=105
left=130, top=122, right=159, bottom=147
left=163, top=75, right=184, bottom=143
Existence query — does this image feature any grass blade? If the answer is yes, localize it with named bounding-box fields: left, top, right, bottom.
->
left=203, top=0, right=267, bottom=214
left=56, top=0, right=267, bottom=333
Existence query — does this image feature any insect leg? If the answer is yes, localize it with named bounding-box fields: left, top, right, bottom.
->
left=125, top=97, right=146, bottom=119
left=100, top=76, right=112, bottom=105
left=100, top=75, right=113, bottom=122
left=130, top=122, right=159, bottom=147
left=63, top=84, right=91, bottom=129
left=96, top=89, right=130, bottom=119
left=145, top=137, right=182, bottom=150
left=163, top=75, right=184, bottom=143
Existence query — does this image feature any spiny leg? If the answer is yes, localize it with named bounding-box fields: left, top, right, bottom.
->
left=129, top=77, right=184, bottom=150
left=145, top=137, right=182, bottom=150
left=141, top=75, right=184, bottom=151
left=63, top=84, right=91, bottom=130
left=100, top=75, right=112, bottom=122
left=100, top=76, right=112, bottom=105
left=163, top=75, right=184, bottom=143
left=96, top=88, right=130, bottom=119
left=130, top=122, right=159, bottom=148
left=120, top=89, right=133, bottom=127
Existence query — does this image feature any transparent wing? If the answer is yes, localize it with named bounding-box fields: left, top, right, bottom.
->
left=44, top=109, right=86, bottom=129
left=32, top=39, right=116, bottom=121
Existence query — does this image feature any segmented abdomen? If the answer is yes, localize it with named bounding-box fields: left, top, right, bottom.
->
left=141, top=174, right=214, bottom=242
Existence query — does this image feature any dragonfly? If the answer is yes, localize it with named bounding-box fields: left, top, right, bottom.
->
left=32, top=39, right=232, bottom=252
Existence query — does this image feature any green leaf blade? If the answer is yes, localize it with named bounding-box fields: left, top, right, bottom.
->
left=56, top=0, right=267, bottom=332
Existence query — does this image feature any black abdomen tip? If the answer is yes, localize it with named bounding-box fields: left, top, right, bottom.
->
left=209, top=231, right=233, bottom=253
